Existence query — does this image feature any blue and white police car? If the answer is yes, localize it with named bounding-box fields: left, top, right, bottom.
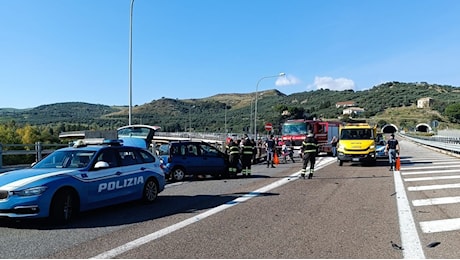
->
left=0, top=139, right=165, bottom=224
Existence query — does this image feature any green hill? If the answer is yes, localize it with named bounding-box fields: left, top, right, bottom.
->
left=1, top=82, right=459, bottom=134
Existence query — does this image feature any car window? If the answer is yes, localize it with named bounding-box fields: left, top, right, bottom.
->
left=119, top=149, right=140, bottom=166
left=138, top=150, right=156, bottom=163
left=158, top=144, right=170, bottom=156
left=96, top=150, right=118, bottom=168
left=200, top=144, right=220, bottom=157
left=186, top=144, right=198, bottom=156
left=170, top=144, right=184, bottom=156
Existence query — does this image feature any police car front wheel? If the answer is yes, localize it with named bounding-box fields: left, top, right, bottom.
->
left=49, top=188, right=78, bottom=225
left=143, top=178, right=159, bottom=203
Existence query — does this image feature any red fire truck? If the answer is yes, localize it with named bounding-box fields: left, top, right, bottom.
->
left=280, top=119, right=341, bottom=156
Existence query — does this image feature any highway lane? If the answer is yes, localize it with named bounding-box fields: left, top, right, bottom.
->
left=3, top=140, right=457, bottom=259
left=45, top=155, right=402, bottom=259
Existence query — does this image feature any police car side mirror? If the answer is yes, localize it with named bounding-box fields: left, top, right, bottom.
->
left=94, top=161, right=110, bottom=169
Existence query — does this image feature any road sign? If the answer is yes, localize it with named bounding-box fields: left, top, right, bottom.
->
left=265, top=123, right=273, bottom=131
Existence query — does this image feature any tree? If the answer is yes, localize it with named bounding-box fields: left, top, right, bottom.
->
left=16, top=125, right=41, bottom=144
left=445, top=103, right=460, bottom=123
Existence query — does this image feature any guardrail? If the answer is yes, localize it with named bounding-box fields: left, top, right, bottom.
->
left=0, top=142, right=68, bottom=169
left=400, top=133, right=460, bottom=155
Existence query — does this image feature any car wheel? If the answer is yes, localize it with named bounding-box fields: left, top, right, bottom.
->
left=50, top=188, right=78, bottom=225
left=171, top=167, right=186, bottom=181
left=143, top=178, right=159, bottom=203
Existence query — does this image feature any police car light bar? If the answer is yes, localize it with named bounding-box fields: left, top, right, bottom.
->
left=72, top=139, right=123, bottom=147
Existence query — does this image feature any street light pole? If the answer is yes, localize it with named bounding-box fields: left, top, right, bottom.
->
left=189, top=105, right=195, bottom=134
left=254, top=73, right=285, bottom=139
left=128, top=0, right=134, bottom=126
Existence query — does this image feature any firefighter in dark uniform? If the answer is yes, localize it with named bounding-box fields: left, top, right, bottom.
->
left=301, top=133, right=318, bottom=179
left=241, top=134, right=254, bottom=177
left=228, top=139, right=240, bottom=177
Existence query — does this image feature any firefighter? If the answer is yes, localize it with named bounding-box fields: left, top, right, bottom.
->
left=301, top=133, right=318, bottom=179
left=228, top=139, right=240, bottom=177
left=241, top=134, right=254, bottom=176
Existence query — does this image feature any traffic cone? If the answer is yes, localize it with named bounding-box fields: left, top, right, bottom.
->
left=274, top=152, right=279, bottom=165
left=395, top=156, right=401, bottom=171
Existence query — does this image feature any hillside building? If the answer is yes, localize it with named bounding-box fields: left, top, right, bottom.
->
left=417, top=97, right=433, bottom=108
left=335, top=101, right=357, bottom=108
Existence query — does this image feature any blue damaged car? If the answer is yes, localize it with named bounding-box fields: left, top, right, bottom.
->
left=0, top=139, right=165, bottom=224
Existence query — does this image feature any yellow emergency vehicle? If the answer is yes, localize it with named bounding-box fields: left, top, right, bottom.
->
left=336, top=122, right=377, bottom=166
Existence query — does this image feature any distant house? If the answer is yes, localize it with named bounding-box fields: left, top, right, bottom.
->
left=417, top=97, right=433, bottom=108
left=343, top=107, right=365, bottom=115
left=336, top=101, right=357, bottom=108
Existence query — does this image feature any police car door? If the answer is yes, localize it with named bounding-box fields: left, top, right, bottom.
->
left=85, top=148, right=142, bottom=208
left=83, top=149, right=122, bottom=209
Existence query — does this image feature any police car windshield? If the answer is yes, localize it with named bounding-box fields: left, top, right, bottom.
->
left=33, top=150, right=96, bottom=169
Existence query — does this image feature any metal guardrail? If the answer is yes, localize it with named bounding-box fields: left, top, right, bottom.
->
left=401, top=133, right=460, bottom=155
left=0, top=142, right=68, bottom=169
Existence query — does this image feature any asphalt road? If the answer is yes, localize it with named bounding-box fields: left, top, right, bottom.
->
left=1, top=138, right=459, bottom=259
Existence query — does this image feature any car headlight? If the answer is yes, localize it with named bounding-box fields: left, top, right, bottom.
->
left=13, top=186, right=47, bottom=197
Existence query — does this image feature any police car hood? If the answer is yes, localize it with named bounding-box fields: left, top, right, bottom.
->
left=0, top=168, right=74, bottom=190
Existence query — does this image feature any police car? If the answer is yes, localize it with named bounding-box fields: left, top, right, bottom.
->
left=0, top=139, right=165, bottom=224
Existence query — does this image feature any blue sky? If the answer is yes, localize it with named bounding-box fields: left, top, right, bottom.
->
left=2, top=0, right=460, bottom=109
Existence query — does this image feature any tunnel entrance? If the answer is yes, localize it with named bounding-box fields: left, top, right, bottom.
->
left=381, top=124, right=398, bottom=133
left=415, top=123, right=432, bottom=132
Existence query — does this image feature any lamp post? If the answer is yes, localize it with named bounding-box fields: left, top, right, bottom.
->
left=189, top=105, right=195, bottom=134
left=128, top=0, right=134, bottom=126
left=224, top=103, right=227, bottom=133
left=254, top=73, right=285, bottom=139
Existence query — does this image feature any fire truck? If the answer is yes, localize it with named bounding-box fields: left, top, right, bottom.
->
left=280, top=119, right=341, bottom=156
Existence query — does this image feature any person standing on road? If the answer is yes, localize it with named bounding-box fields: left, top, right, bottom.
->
left=251, top=138, right=257, bottom=164
left=265, top=134, right=276, bottom=168
left=241, top=134, right=254, bottom=177
left=228, top=139, right=240, bottom=177
left=330, top=135, right=338, bottom=157
left=301, top=133, right=318, bottom=179
left=385, top=133, right=400, bottom=171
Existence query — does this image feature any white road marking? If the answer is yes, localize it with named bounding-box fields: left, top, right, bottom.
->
left=420, top=218, right=460, bottom=233
left=402, top=164, right=460, bottom=171
left=408, top=183, right=460, bottom=191
left=405, top=175, right=460, bottom=182
left=402, top=160, right=460, bottom=165
left=401, top=169, right=460, bottom=176
left=393, top=170, right=426, bottom=259
left=413, top=196, right=460, bottom=206
left=91, top=157, right=336, bottom=259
